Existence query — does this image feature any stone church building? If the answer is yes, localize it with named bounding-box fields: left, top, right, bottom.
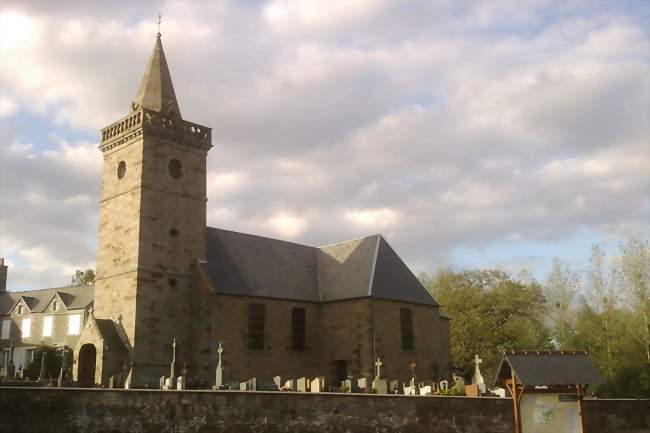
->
left=0, top=34, right=450, bottom=388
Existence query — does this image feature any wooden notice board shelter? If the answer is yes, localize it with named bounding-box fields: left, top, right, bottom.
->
left=494, top=350, right=604, bottom=433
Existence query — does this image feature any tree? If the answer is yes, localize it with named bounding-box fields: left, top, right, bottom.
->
left=423, top=269, right=551, bottom=381
left=584, top=244, right=618, bottom=380
left=616, top=239, right=650, bottom=364
left=544, top=258, right=580, bottom=349
left=71, top=269, right=95, bottom=286
left=24, top=346, right=63, bottom=381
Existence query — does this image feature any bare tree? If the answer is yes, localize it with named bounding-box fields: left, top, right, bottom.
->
left=544, top=258, right=580, bottom=349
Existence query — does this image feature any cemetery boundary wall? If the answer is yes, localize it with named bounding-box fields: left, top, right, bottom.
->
left=0, top=387, right=647, bottom=433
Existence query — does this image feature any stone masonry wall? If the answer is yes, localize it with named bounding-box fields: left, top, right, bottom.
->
left=0, top=387, right=646, bottom=433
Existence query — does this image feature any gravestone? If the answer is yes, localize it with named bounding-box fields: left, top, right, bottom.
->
left=452, top=373, right=465, bottom=394
left=419, top=384, right=433, bottom=396
left=390, top=379, right=399, bottom=394
left=403, top=383, right=417, bottom=395
left=213, top=343, right=224, bottom=390
left=310, top=377, right=325, bottom=393
left=465, top=384, right=480, bottom=397
left=248, top=377, right=257, bottom=391
left=164, top=377, right=174, bottom=390
left=492, top=387, right=506, bottom=398
left=297, top=377, right=309, bottom=392
left=472, top=354, right=486, bottom=394
left=176, top=375, right=185, bottom=390
left=282, top=379, right=296, bottom=391
left=357, top=377, right=369, bottom=393
left=372, top=357, right=388, bottom=394
left=273, top=376, right=282, bottom=390
left=159, top=376, right=165, bottom=390
left=439, top=380, right=449, bottom=391
left=239, top=381, right=248, bottom=391
left=342, top=378, right=353, bottom=393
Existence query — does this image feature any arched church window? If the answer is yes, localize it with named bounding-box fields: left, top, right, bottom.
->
left=168, top=159, right=183, bottom=179
left=291, top=307, right=306, bottom=351
left=117, top=161, right=127, bottom=179
left=400, top=308, right=414, bottom=351
left=247, top=303, right=266, bottom=350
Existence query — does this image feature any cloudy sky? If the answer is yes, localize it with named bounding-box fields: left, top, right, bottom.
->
left=0, top=0, right=648, bottom=291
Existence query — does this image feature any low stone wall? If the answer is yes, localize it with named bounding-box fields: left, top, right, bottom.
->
left=0, top=387, right=646, bottom=433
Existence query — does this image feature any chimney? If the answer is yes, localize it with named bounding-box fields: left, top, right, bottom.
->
left=0, top=258, right=7, bottom=292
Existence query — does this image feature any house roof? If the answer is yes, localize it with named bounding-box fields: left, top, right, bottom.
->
left=204, top=227, right=439, bottom=307
left=0, top=285, right=94, bottom=315
left=494, top=350, right=605, bottom=387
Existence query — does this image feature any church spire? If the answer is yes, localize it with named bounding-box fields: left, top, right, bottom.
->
left=133, top=32, right=182, bottom=118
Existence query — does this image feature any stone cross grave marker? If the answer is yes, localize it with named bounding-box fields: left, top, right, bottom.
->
left=375, top=357, right=383, bottom=379
left=372, top=356, right=388, bottom=394
left=213, top=342, right=224, bottom=390
left=472, top=354, right=486, bottom=394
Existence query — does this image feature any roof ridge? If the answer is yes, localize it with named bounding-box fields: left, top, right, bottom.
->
left=1, top=284, right=94, bottom=295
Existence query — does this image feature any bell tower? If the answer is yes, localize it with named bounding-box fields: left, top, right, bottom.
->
left=94, top=33, right=212, bottom=386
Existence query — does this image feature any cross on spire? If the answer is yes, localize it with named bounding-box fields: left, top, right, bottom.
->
left=157, top=14, right=162, bottom=35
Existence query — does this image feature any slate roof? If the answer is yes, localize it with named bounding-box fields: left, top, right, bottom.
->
left=204, top=227, right=439, bottom=306
left=95, top=319, right=127, bottom=352
left=494, top=350, right=605, bottom=387
left=0, top=285, right=94, bottom=315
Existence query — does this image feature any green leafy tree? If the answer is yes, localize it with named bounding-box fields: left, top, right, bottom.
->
left=71, top=269, right=95, bottom=286
left=24, top=346, right=63, bottom=381
left=423, top=269, right=551, bottom=381
left=544, top=258, right=579, bottom=349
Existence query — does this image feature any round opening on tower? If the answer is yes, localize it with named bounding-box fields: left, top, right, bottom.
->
left=117, top=161, right=126, bottom=179
left=168, top=159, right=183, bottom=179
left=169, top=228, right=179, bottom=237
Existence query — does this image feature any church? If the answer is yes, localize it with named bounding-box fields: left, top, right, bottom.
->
left=0, top=33, right=450, bottom=388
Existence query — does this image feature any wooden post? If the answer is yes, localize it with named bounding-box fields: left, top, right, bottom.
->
left=577, top=384, right=585, bottom=433
left=511, top=370, right=521, bottom=433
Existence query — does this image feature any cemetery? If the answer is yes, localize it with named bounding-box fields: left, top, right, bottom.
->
left=1, top=340, right=648, bottom=432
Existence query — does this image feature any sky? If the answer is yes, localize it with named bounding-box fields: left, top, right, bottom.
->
left=0, top=0, right=648, bottom=291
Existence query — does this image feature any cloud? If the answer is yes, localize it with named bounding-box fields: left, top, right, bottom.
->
left=0, top=0, right=648, bottom=290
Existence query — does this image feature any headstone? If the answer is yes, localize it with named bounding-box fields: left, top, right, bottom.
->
left=273, top=376, right=282, bottom=390
left=297, top=377, right=309, bottom=392
left=493, top=387, right=506, bottom=398
left=372, top=378, right=388, bottom=394
left=248, top=377, right=257, bottom=391
left=342, top=378, right=353, bottom=393
left=177, top=375, right=185, bottom=390
left=124, top=365, right=133, bottom=389
left=159, top=376, right=165, bottom=390
left=439, top=380, right=449, bottom=391
left=419, top=385, right=432, bottom=396
left=240, top=381, right=248, bottom=391
left=390, top=380, right=399, bottom=394
left=310, top=377, right=324, bottom=393
left=452, top=373, right=465, bottom=394
left=282, top=379, right=296, bottom=391
left=213, top=342, right=224, bottom=390
left=164, top=376, right=174, bottom=390
left=465, top=384, right=480, bottom=397
left=110, top=376, right=118, bottom=389
left=403, top=383, right=417, bottom=396
left=472, top=354, right=486, bottom=394
left=357, top=377, right=369, bottom=393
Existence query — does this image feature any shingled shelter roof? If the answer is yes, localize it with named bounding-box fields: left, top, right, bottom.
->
left=204, top=227, right=439, bottom=306
left=494, top=350, right=605, bottom=387
left=0, top=285, right=94, bottom=315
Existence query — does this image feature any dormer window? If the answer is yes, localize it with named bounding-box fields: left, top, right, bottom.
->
left=53, top=301, right=59, bottom=312
left=17, top=305, right=23, bottom=315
